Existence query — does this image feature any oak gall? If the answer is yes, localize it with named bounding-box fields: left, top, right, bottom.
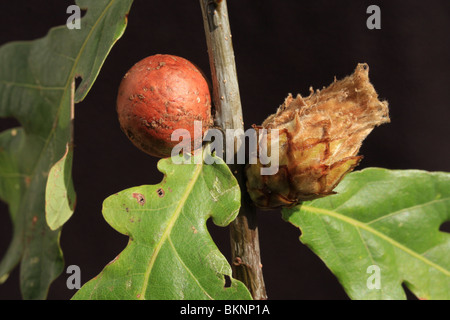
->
left=117, top=54, right=212, bottom=158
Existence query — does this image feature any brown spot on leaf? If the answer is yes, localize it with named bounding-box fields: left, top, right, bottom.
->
left=132, top=193, right=146, bottom=205
left=156, top=188, right=165, bottom=198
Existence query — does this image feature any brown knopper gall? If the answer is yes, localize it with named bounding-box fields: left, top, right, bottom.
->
left=246, top=64, right=390, bottom=209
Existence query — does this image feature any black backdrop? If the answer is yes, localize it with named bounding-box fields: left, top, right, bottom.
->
left=0, top=0, right=449, bottom=300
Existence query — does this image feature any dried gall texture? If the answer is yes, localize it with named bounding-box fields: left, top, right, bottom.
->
left=117, top=54, right=212, bottom=158
left=246, top=63, right=390, bottom=209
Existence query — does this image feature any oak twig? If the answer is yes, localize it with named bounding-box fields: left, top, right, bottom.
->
left=199, top=0, right=267, bottom=300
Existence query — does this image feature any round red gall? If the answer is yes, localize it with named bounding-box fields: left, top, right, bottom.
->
left=117, top=54, right=212, bottom=158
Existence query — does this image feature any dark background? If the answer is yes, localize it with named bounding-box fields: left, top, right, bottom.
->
left=0, top=0, right=449, bottom=300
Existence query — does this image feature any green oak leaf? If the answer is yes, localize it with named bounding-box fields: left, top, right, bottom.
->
left=0, top=0, right=133, bottom=299
left=45, top=143, right=76, bottom=231
left=283, top=168, right=450, bottom=300
left=72, top=153, right=252, bottom=300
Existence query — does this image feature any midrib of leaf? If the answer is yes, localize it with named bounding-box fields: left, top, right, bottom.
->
left=23, top=0, right=115, bottom=191
left=300, top=204, right=450, bottom=277
left=139, top=163, right=203, bottom=300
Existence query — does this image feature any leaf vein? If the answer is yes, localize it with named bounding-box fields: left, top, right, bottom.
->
left=139, top=163, right=203, bottom=299
left=301, top=205, right=450, bottom=277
